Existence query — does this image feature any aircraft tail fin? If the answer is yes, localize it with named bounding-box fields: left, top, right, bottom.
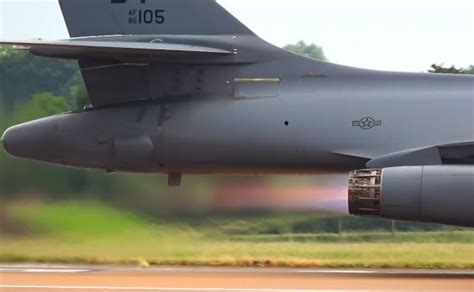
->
left=58, top=0, right=254, bottom=37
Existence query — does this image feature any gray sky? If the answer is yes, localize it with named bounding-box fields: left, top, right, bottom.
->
left=1, top=0, right=472, bottom=72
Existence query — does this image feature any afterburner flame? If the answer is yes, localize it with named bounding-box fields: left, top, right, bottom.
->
left=213, top=175, right=349, bottom=215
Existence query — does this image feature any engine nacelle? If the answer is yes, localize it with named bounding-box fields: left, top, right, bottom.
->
left=349, top=166, right=474, bottom=227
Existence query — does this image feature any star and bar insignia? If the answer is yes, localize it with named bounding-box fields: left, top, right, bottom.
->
left=353, top=117, right=383, bottom=130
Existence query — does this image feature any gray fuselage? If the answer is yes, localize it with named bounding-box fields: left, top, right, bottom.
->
left=4, top=57, right=473, bottom=175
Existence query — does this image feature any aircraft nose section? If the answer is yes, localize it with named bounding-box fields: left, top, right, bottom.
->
left=1, top=127, right=13, bottom=154
left=2, top=117, right=58, bottom=161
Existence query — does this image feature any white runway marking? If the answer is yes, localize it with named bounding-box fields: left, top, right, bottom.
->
left=296, top=269, right=474, bottom=276
left=2, top=265, right=473, bottom=276
left=0, top=286, right=383, bottom=292
left=145, top=266, right=474, bottom=276
left=0, top=268, right=90, bottom=273
left=297, top=269, right=376, bottom=274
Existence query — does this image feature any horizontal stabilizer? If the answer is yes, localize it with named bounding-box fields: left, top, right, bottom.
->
left=0, top=39, right=232, bottom=62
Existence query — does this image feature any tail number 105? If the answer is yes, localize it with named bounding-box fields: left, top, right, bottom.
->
left=128, top=9, right=165, bottom=24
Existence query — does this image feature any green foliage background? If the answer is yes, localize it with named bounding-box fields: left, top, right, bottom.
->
left=284, top=41, right=327, bottom=61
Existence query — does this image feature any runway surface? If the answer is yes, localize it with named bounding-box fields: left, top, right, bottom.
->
left=0, top=264, right=473, bottom=291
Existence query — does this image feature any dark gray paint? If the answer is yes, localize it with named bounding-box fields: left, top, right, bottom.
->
left=1, top=0, right=473, bottom=226
left=59, top=0, right=254, bottom=37
left=3, top=71, right=472, bottom=174
left=381, top=166, right=474, bottom=226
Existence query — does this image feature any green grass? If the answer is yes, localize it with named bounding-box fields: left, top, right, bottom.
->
left=1, top=201, right=473, bottom=269
left=8, top=201, right=157, bottom=238
left=232, top=232, right=474, bottom=243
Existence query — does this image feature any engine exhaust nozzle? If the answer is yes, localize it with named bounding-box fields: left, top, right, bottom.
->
left=348, top=169, right=382, bottom=216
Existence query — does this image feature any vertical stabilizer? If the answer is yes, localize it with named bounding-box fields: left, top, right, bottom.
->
left=59, top=0, right=254, bottom=37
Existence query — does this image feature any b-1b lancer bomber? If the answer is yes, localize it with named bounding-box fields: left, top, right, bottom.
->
left=1, top=0, right=473, bottom=227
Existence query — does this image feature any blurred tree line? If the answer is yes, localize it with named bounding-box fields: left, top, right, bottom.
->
left=284, top=41, right=327, bottom=61
left=429, top=64, right=474, bottom=74
left=0, top=43, right=471, bottom=233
